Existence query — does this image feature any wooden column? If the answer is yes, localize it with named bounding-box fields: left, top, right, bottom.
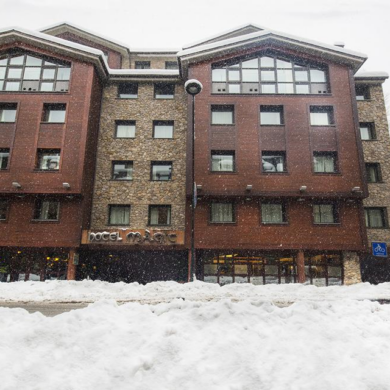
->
left=67, top=249, right=77, bottom=281
left=297, top=250, right=306, bottom=283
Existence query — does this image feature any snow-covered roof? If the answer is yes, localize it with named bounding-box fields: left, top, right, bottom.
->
left=354, top=71, right=389, bottom=79
left=109, top=69, right=180, bottom=78
left=183, top=23, right=266, bottom=49
left=40, top=22, right=131, bottom=52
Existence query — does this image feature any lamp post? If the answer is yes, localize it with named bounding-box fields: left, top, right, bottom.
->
left=184, top=79, right=203, bottom=282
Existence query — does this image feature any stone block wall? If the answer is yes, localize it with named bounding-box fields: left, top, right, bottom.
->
left=358, top=84, right=390, bottom=244
left=91, top=81, right=187, bottom=231
left=129, top=54, right=178, bottom=69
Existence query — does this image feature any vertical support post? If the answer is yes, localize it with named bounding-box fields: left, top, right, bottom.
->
left=67, top=249, right=77, bottom=281
left=190, top=95, right=196, bottom=282
left=297, top=250, right=306, bottom=283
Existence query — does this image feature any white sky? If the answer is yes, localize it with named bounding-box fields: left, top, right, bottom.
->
left=2, top=0, right=390, bottom=97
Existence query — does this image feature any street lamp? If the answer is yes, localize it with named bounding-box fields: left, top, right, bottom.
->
left=185, top=79, right=203, bottom=282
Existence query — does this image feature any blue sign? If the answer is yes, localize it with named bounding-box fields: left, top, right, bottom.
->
left=372, top=242, right=388, bottom=257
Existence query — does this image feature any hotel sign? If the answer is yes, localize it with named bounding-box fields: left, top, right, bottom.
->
left=82, top=229, right=184, bottom=246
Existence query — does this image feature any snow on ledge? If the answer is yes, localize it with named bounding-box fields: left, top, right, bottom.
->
left=109, top=69, right=180, bottom=76
left=354, top=71, right=389, bottom=79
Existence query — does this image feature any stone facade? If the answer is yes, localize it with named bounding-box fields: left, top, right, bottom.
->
left=357, top=83, right=390, bottom=245
left=91, top=81, right=187, bottom=231
left=343, top=251, right=362, bottom=285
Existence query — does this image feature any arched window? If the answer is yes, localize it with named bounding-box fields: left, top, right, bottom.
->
left=211, top=53, right=329, bottom=95
left=0, top=52, right=71, bottom=93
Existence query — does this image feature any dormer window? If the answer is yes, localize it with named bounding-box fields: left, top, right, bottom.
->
left=212, top=53, right=329, bottom=95
left=0, top=52, right=71, bottom=93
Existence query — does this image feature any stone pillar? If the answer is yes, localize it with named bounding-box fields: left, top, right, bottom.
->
left=343, top=251, right=362, bottom=285
left=66, top=249, right=78, bottom=281
left=296, top=250, right=306, bottom=283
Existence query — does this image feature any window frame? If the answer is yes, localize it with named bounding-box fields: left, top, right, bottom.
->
left=115, top=120, right=136, bottom=139
left=36, top=149, right=61, bottom=171
left=261, top=151, right=287, bottom=173
left=150, top=161, right=173, bottom=181
left=0, top=103, right=17, bottom=123
left=108, top=204, right=131, bottom=226
left=359, top=122, right=376, bottom=141
left=210, top=202, right=236, bottom=224
left=260, top=105, right=284, bottom=126
left=210, top=105, right=235, bottom=125
left=165, top=61, right=178, bottom=70
left=0, top=199, right=9, bottom=222
left=148, top=205, right=172, bottom=226
left=32, top=199, right=60, bottom=222
left=118, top=83, right=138, bottom=99
left=153, top=120, right=174, bottom=139
left=260, top=201, right=287, bottom=224
left=111, top=161, right=134, bottom=181
left=355, top=85, right=370, bottom=101
left=135, top=61, right=151, bottom=69
left=211, top=150, right=236, bottom=173
left=365, top=163, right=382, bottom=183
left=312, top=203, right=339, bottom=225
left=154, top=83, right=175, bottom=99
left=0, top=148, right=10, bottom=170
left=42, top=103, right=66, bottom=123
left=313, top=151, right=338, bottom=174
left=365, top=207, right=388, bottom=229
left=309, top=106, right=335, bottom=126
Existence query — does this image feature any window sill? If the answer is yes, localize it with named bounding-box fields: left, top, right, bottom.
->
left=366, top=226, right=389, bottom=230
left=33, top=169, right=60, bottom=173
left=313, top=172, right=341, bottom=175
left=261, top=222, right=288, bottom=225
left=108, top=224, right=130, bottom=227
left=155, top=97, right=174, bottom=100
left=368, top=181, right=384, bottom=184
left=114, top=137, right=136, bottom=140
left=0, top=121, right=16, bottom=124
left=262, top=171, right=288, bottom=175
left=209, top=221, right=237, bottom=225
left=361, top=139, right=378, bottom=142
left=116, top=97, right=138, bottom=100
left=310, top=124, right=336, bottom=128
left=40, top=122, right=65, bottom=125
left=260, top=124, right=284, bottom=127
left=31, top=219, right=59, bottom=223
left=313, top=223, right=341, bottom=226
left=147, top=224, right=172, bottom=227
left=110, top=179, right=133, bottom=182
left=210, top=171, right=237, bottom=174
left=211, top=123, right=235, bottom=126
left=150, top=180, right=172, bottom=182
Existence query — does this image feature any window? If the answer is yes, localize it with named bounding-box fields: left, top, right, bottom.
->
left=211, top=105, right=234, bottom=125
left=135, top=61, right=150, bottom=69
left=0, top=52, right=71, bottom=92
left=0, top=200, right=8, bottom=220
left=355, top=85, right=370, bottom=100
left=153, top=121, right=173, bottom=138
left=149, top=205, right=171, bottom=225
left=366, top=163, right=382, bottom=183
left=0, top=148, right=10, bottom=170
left=211, top=54, right=328, bottom=95
left=310, top=106, right=334, bottom=126
left=112, top=161, right=133, bottom=180
left=365, top=208, right=387, bottom=228
left=261, top=203, right=286, bottom=224
left=151, top=161, right=172, bottom=181
left=211, top=151, right=235, bottom=172
left=36, top=149, right=60, bottom=170
left=260, top=106, right=283, bottom=125
left=262, top=151, right=286, bottom=172
left=313, top=204, right=338, bottom=224
left=0, top=103, right=17, bottom=122
left=210, top=202, right=235, bottom=223
left=165, top=61, right=178, bottom=69
left=313, top=152, right=337, bottom=173
left=115, top=121, right=136, bottom=138
left=118, top=83, right=138, bottom=98
left=360, top=122, right=376, bottom=140
left=109, top=205, right=130, bottom=225
left=154, top=83, right=175, bottom=99
left=33, top=199, right=59, bottom=221
left=42, top=103, right=66, bottom=123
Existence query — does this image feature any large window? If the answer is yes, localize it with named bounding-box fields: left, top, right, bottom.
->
left=135, top=61, right=150, bottom=69
left=260, top=106, right=283, bottom=125
left=313, top=152, right=337, bottom=173
left=261, top=203, right=286, bottom=224
left=0, top=53, right=71, bottom=92
left=366, top=163, right=382, bottom=183
left=310, top=106, right=334, bottom=126
left=165, top=61, right=178, bottom=70
left=365, top=208, right=387, bottom=228
left=151, top=161, right=172, bottom=181
left=211, top=54, right=329, bottom=95
left=0, top=103, right=17, bottom=122
left=355, top=85, right=370, bottom=100
left=112, top=161, right=133, bottom=181
left=109, top=205, right=130, bottom=226
left=0, top=149, right=10, bottom=170
left=36, top=149, right=60, bottom=171
left=313, top=204, right=338, bottom=224
left=262, top=151, right=286, bottom=173
left=154, top=83, right=175, bottom=99
left=149, top=205, right=171, bottom=226
left=305, top=254, right=343, bottom=286
left=115, top=121, right=136, bottom=138
left=360, top=122, right=376, bottom=140
left=118, top=83, right=138, bottom=98
left=0, top=200, right=8, bottom=220
left=211, top=105, right=234, bottom=125
left=33, top=199, right=59, bottom=221
left=153, top=121, right=174, bottom=138
left=42, top=104, right=66, bottom=123
left=211, top=151, right=235, bottom=172
left=210, top=202, right=235, bottom=223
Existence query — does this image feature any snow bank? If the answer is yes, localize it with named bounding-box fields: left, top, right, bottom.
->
left=1, top=299, right=390, bottom=390
left=1, top=280, right=390, bottom=303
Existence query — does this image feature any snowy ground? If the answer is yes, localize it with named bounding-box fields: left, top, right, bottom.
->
left=1, top=281, right=390, bottom=390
